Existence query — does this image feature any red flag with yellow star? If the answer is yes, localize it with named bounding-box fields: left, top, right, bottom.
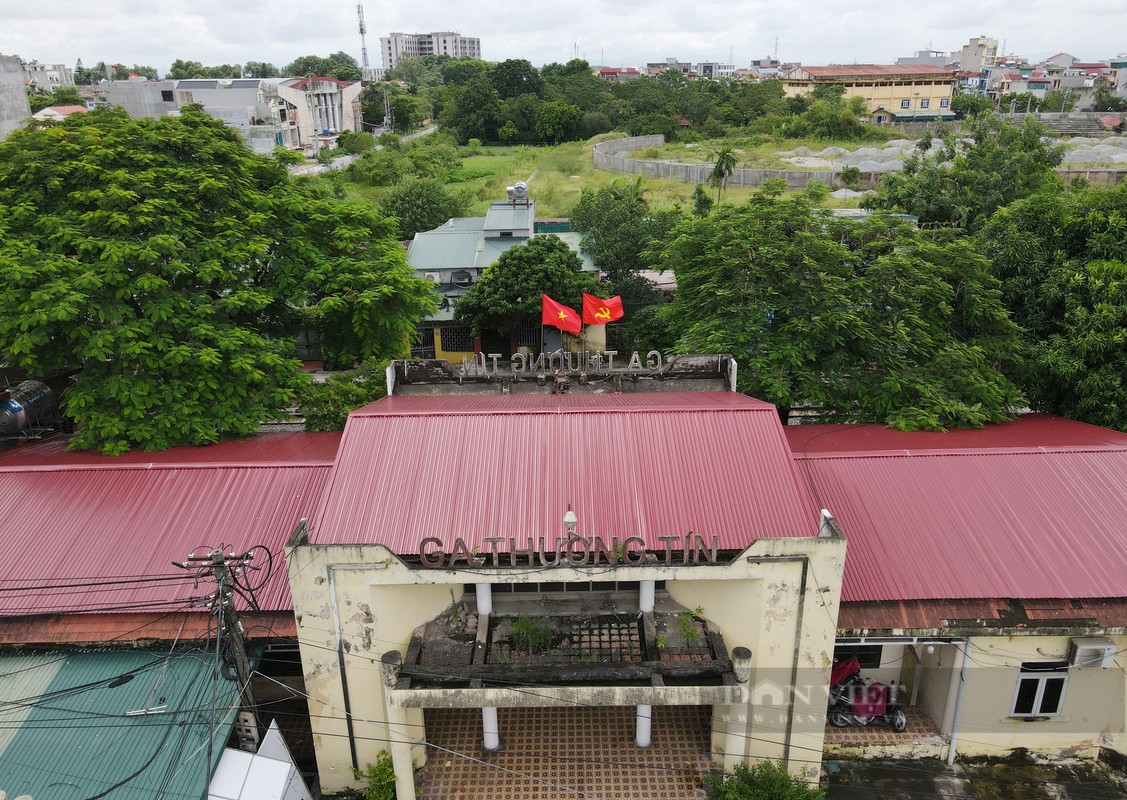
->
left=541, top=294, right=581, bottom=336
left=581, top=293, right=625, bottom=325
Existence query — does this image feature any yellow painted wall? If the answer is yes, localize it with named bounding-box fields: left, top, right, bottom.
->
left=783, top=77, right=955, bottom=116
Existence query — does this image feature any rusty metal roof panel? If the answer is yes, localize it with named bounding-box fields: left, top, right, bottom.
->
left=312, top=392, right=819, bottom=549
left=796, top=447, right=1127, bottom=602
left=0, top=462, right=331, bottom=617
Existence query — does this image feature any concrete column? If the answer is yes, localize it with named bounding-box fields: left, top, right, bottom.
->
left=380, top=651, right=417, bottom=800
left=732, top=646, right=752, bottom=685
left=639, top=580, right=655, bottom=613
left=475, top=583, right=493, bottom=615
left=635, top=704, right=652, bottom=747
left=482, top=706, right=501, bottom=751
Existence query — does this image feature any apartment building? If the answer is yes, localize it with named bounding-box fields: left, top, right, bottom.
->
left=381, top=31, right=481, bottom=70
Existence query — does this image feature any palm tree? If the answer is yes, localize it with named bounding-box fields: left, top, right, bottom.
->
left=709, top=146, right=738, bottom=204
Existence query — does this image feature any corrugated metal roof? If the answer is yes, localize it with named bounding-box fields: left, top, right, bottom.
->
left=0, top=435, right=338, bottom=617
left=310, top=392, right=820, bottom=549
left=795, top=443, right=1127, bottom=602
left=783, top=413, right=1127, bottom=454
left=0, top=611, right=296, bottom=647
left=0, top=648, right=239, bottom=800
left=791, top=64, right=955, bottom=79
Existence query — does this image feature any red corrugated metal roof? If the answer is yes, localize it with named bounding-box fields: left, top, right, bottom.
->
left=784, top=413, right=1127, bottom=454
left=0, top=434, right=339, bottom=618
left=793, top=64, right=955, bottom=79
left=791, top=421, right=1127, bottom=601
left=311, top=392, right=820, bottom=550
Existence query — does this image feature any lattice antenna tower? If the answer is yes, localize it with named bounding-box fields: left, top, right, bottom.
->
left=357, top=4, right=369, bottom=69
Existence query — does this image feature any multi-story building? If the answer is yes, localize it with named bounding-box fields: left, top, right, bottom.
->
left=22, top=59, right=74, bottom=90
left=958, top=35, right=999, bottom=71
left=380, top=31, right=481, bottom=71
left=0, top=54, right=31, bottom=139
left=782, top=64, right=957, bottom=123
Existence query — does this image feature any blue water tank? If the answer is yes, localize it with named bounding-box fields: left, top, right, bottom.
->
left=0, top=380, right=56, bottom=435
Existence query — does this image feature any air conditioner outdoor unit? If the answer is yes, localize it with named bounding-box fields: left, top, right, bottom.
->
left=423, top=272, right=441, bottom=284
left=1067, top=637, right=1116, bottom=668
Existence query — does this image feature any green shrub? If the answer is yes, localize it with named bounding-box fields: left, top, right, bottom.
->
left=705, top=760, right=825, bottom=800
left=298, top=359, right=389, bottom=430
left=352, top=750, right=396, bottom=800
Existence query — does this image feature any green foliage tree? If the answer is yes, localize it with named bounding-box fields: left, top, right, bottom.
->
left=0, top=107, right=434, bottom=452
left=950, top=92, right=993, bottom=118
left=489, top=59, right=544, bottom=100
left=167, top=59, right=206, bottom=79
left=455, top=236, right=600, bottom=339
left=336, top=130, right=374, bottom=155
left=980, top=184, right=1127, bottom=429
left=863, top=114, right=1065, bottom=231
left=533, top=100, right=583, bottom=143
left=285, top=53, right=359, bottom=80
left=378, top=176, right=467, bottom=239
left=439, top=76, right=502, bottom=143
left=709, top=146, right=738, bottom=203
left=705, top=760, right=825, bottom=800
left=657, top=192, right=1025, bottom=427
left=298, top=358, right=388, bottom=430
left=28, top=85, right=87, bottom=113
left=1090, top=79, right=1127, bottom=112
left=244, top=61, right=279, bottom=78
left=691, top=183, right=714, bottom=217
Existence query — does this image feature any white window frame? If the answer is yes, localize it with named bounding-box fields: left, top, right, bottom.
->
left=900, top=99, right=910, bottom=109
left=1010, top=661, right=1068, bottom=718
left=919, top=98, right=930, bottom=109
left=940, top=98, right=950, bottom=108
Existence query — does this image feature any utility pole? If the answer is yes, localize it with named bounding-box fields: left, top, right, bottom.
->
left=178, top=547, right=260, bottom=752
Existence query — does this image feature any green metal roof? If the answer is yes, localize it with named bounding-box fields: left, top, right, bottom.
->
left=0, top=648, right=239, bottom=800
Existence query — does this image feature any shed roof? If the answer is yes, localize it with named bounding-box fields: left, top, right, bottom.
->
left=310, top=392, right=820, bottom=549
left=0, top=433, right=339, bottom=618
left=787, top=416, right=1127, bottom=602
left=0, top=648, right=238, bottom=800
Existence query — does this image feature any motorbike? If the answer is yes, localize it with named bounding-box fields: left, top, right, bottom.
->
left=828, top=657, right=908, bottom=732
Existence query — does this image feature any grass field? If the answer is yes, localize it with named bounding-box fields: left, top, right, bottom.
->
left=321, top=133, right=868, bottom=217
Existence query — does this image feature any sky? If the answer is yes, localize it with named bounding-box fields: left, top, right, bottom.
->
left=2, top=0, right=1125, bottom=76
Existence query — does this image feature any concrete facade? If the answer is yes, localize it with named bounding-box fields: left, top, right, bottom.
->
left=381, top=32, right=481, bottom=71
left=0, top=54, right=31, bottom=139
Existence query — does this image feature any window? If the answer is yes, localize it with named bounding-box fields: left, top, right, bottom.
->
left=161, top=90, right=174, bottom=102
left=178, top=91, right=193, bottom=103
left=920, top=98, right=930, bottom=109
left=1011, top=661, right=1068, bottom=717
left=834, top=644, right=883, bottom=669
left=439, top=325, right=474, bottom=353
left=900, top=99, right=911, bottom=109
left=940, top=98, right=950, bottom=108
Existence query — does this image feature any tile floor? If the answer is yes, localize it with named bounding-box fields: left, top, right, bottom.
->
left=822, top=706, right=941, bottom=748
left=416, top=705, right=715, bottom=800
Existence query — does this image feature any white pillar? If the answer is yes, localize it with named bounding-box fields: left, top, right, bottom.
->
left=635, top=704, right=652, bottom=747
left=482, top=706, right=501, bottom=751
left=639, top=580, right=655, bottom=613
left=380, top=651, right=417, bottom=800
left=475, top=583, right=493, bottom=615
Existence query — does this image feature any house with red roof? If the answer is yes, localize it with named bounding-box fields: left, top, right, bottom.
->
left=782, top=64, right=957, bottom=123
left=29, top=104, right=89, bottom=121
left=788, top=416, right=1127, bottom=762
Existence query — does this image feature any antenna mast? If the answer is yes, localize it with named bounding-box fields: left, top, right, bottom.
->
left=357, top=4, right=369, bottom=71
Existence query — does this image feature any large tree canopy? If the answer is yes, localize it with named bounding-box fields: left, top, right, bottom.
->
left=863, top=114, right=1065, bottom=231
left=658, top=194, right=1025, bottom=428
left=454, top=236, right=599, bottom=339
left=980, top=184, right=1127, bottom=429
left=0, top=107, right=434, bottom=453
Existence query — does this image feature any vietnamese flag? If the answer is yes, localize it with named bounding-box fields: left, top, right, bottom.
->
left=541, top=294, right=582, bottom=336
left=582, top=293, right=625, bottom=325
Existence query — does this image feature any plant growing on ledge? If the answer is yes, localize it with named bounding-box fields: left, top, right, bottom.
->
left=678, top=607, right=703, bottom=645
left=511, top=614, right=553, bottom=654
left=705, top=760, right=825, bottom=800
left=352, top=750, right=396, bottom=800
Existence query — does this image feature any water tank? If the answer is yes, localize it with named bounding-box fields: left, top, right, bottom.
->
left=0, top=380, right=56, bottom=435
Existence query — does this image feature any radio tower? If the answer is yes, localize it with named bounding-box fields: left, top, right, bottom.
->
left=357, top=4, right=369, bottom=75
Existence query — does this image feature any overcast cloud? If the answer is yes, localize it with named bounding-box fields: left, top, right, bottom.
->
left=3, top=0, right=1124, bottom=75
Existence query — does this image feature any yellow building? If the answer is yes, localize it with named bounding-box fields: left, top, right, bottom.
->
left=782, top=64, right=957, bottom=123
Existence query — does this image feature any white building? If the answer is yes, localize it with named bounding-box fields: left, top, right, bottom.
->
left=22, top=59, right=74, bottom=90
left=958, top=35, right=999, bottom=71
left=380, top=31, right=481, bottom=71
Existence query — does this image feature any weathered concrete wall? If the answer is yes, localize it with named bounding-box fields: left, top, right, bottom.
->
left=592, top=135, right=880, bottom=190
left=0, top=55, right=32, bottom=140
left=593, top=134, right=1127, bottom=190
left=287, top=526, right=846, bottom=796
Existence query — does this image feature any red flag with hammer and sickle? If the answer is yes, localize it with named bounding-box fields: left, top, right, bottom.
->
left=581, top=293, right=625, bottom=325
